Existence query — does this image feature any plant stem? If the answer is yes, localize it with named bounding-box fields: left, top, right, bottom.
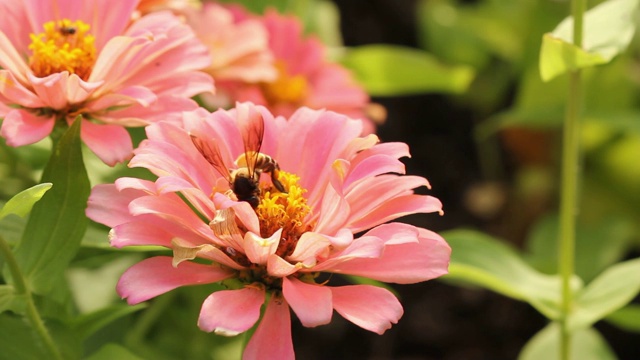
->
left=559, top=0, right=586, bottom=359
left=0, top=235, right=63, bottom=360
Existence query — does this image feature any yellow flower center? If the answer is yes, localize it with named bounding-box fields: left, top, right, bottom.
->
left=260, top=62, right=308, bottom=106
left=28, top=19, right=96, bottom=80
left=256, top=171, right=311, bottom=257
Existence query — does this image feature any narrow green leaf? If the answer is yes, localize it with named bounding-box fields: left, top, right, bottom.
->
left=0, top=183, right=53, bottom=220
left=0, top=313, right=80, bottom=360
left=72, top=304, right=147, bottom=339
left=518, top=322, right=616, bottom=360
left=441, top=229, right=582, bottom=320
left=568, top=258, right=640, bottom=331
left=84, top=344, right=143, bottom=360
left=341, top=45, right=474, bottom=96
left=12, top=120, right=90, bottom=295
left=539, top=0, right=638, bottom=81
left=605, top=304, right=640, bottom=332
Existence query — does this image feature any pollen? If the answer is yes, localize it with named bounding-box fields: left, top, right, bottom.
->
left=260, top=62, right=308, bottom=106
left=256, top=171, right=311, bottom=257
left=28, top=19, right=96, bottom=80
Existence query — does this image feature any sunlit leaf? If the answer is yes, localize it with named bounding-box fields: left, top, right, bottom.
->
left=518, top=322, right=616, bottom=360
left=441, top=229, right=582, bottom=320
left=341, top=45, right=474, bottom=96
left=568, top=258, right=640, bottom=331
left=605, top=304, right=640, bottom=333
left=11, top=120, right=90, bottom=295
left=540, top=0, right=638, bottom=81
left=85, top=344, right=143, bottom=360
left=0, top=183, right=52, bottom=220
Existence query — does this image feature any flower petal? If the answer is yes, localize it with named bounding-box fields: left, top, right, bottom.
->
left=0, top=109, right=53, bottom=146
left=244, top=294, right=294, bottom=360
left=323, top=227, right=451, bottom=284
left=117, top=256, right=233, bottom=304
left=331, top=285, right=403, bottom=334
left=80, top=120, right=134, bottom=166
left=198, top=287, right=264, bottom=336
left=243, top=229, right=282, bottom=265
left=282, top=277, right=332, bottom=328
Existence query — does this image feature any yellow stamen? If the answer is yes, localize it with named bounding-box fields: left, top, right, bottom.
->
left=260, top=62, right=308, bottom=106
left=256, top=171, right=311, bottom=257
left=28, top=19, right=96, bottom=80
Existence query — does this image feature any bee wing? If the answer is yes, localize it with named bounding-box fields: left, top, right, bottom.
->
left=239, top=110, right=265, bottom=176
left=190, top=135, right=232, bottom=182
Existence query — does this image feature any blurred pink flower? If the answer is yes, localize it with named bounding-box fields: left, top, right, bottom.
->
left=87, top=102, right=450, bottom=359
left=183, top=3, right=276, bottom=84
left=136, top=0, right=199, bottom=15
left=0, top=0, right=213, bottom=165
left=218, top=10, right=376, bottom=134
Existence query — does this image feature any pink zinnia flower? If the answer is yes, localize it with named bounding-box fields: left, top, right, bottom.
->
left=86, top=102, right=450, bottom=359
left=183, top=3, right=276, bottom=85
left=0, top=0, right=213, bottom=165
left=218, top=10, right=375, bottom=134
left=136, top=0, right=199, bottom=15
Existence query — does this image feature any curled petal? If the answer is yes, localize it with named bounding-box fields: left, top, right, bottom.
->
left=331, top=285, right=403, bottom=334
left=117, top=256, right=233, bottom=304
left=287, top=232, right=331, bottom=264
left=243, top=229, right=282, bottom=265
left=198, top=287, right=265, bottom=336
left=266, top=254, right=300, bottom=277
left=244, top=294, right=294, bottom=360
left=282, top=277, right=332, bottom=328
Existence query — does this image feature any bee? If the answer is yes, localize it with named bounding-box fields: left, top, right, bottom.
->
left=59, top=26, right=77, bottom=36
left=191, top=112, right=285, bottom=208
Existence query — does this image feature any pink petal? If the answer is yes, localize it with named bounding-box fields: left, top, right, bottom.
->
left=0, top=109, right=54, bottom=146
left=331, top=285, right=403, bottom=334
left=80, top=120, right=134, bottom=166
left=313, top=183, right=350, bottom=236
left=243, top=229, right=282, bottom=265
left=266, top=254, right=299, bottom=277
left=28, top=72, right=70, bottom=109
left=86, top=181, right=155, bottom=228
left=0, top=70, right=45, bottom=107
left=0, top=32, right=30, bottom=85
left=117, top=256, right=233, bottom=304
left=85, top=85, right=157, bottom=112
left=365, top=222, right=419, bottom=245
left=110, top=220, right=174, bottom=248
left=348, top=194, right=443, bottom=233
left=244, top=294, right=294, bottom=360
left=311, top=235, right=384, bottom=272
left=324, top=227, right=451, bottom=284
left=198, top=287, right=265, bottom=335
left=287, top=232, right=331, bottom=264
left=282, top=277, right=332, bottom=327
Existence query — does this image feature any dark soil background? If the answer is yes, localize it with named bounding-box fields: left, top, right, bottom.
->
left=291, top=0, right=640, bottom=359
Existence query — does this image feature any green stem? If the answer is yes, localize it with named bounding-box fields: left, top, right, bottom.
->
left=559, top=1, right=586, bottom=359
left=0, top=235, right=63, bottom=360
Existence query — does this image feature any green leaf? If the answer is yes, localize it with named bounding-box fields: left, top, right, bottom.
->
left=85, top=344, right=143, bottom=360
left=72, top=304, right=147, bottom=339
left=525, top=213, right=634, bottom=282
left=0, top=183, right=52, bottom=220
left=605, top=304, right=640, bottom=333
left=12, top=120, right=90, bottom=295
left=441, top=229, right=581, bottom=320
left=0, top=285, right=15, bottom=313
left=518, top=322, right=616, bottom=360
left=540, top=0, right=638, bottom=81
left=539, top=34, right=607, bottom=82
left=568, top=258, right=640, bottom=331
left=0, top=313, right=81, bottom=360
left=341, top=45, right=474, bottom=96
